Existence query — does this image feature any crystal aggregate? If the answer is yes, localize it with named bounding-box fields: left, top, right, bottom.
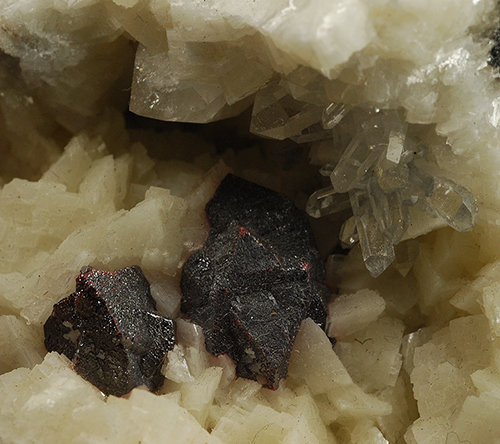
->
left=250, top=85, right=479, bottom=276
left=44, top=266, right=176, bottom=396
left=2, top=0, right=500, bottom=443
left=181, top=174, right=329, bottom=389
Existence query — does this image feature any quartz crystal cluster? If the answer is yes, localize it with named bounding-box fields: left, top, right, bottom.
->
left=249, top=76, right=479, bottom=276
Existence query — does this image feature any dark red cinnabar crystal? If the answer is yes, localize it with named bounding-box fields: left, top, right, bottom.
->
left=44, top=266, right=175, bottom=396
left=181, top=174, right=329, bottom=389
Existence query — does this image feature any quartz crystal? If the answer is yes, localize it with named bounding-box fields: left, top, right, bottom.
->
left=306, top=185, right=350, bottom=218
left=244, top=74, right=479, bottom=276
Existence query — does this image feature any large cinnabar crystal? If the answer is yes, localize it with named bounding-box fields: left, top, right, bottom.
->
left=44, top=266, right=175, bottom=396
left=181, top=174, right=329, bottom=389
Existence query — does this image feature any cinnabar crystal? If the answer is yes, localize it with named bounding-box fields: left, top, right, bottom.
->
left=181, top=174, right=329, bottom=389
left=44, top=266, right=175, bottom=396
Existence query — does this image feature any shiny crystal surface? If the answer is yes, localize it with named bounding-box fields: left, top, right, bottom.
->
left=248, top=80, right=480, bottom=276
left=305, top=108, right=478, bottom=276
left=250, top=82, right=324, bottom=140
left=306, top=185, right=350, bottom=218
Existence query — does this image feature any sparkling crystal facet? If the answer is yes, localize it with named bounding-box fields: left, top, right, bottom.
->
left=322, top=103, right=351, bottom=129
left=428, top=176, right=479, bottom=232
left=349, top=188, right=395, bottom=278
left=306, top=186, right=351, bottom=218
left=339, top=216, right=359, bottom=248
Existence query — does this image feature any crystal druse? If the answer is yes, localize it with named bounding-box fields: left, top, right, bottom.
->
left=4, top=0, right=500, bottom=443
left=44, top=266, right=175, bottom=396
left=181, top=174, right=329, bottom=389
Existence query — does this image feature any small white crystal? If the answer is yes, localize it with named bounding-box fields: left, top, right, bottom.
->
left=339, top=216, right=359, bottom=248
left=335, top=316, right=405, bottom=392
left=350, top=189, right=395, bottom=277
left=386, top=130, right=405, bottom=164
left=327, top=289, right=386, bottom=338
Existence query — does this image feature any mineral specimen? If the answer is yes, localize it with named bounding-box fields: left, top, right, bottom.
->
left=181, top=174, right=329, bottom=389
left=44, top=266, right=175, bottom=396
left=305, top=108, right=479, bottom=277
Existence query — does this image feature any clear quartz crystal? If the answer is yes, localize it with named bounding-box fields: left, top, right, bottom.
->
left=306, top=185, right=351, bottom=218
left=427, top=176, right=479, bottom=232
left=339, top=216, right=358, bottom=248
left=322, top=103, right=351, bottom=129
left=308, top=107, right=478, bottom=277
left=367, top=175, right=409, bottom=244
left=394, top=239, right=420, bottom=277
left=349, top=188, right=395, bottom=277
left=330, top=124, right=385, bottom=193
left=250, top=83, right=323, bottom=140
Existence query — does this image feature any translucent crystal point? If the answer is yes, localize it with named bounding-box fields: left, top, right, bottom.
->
left=339, top=216, right=358, bottom=248
left=306, top=186, right=351, bottom=218
left=330, top=124, right=385, bottom=193
left=250, top=83, right=323, bottom=140
left=349, top=189, right=395, bottom=277
left=394, top=239, right=420, bottom=277
left=428, top=176, right=479, bottom=232
left=319, top=163, right=335, bottom=176
left=367, top=176, right=410, bottom=244
left=322, top=103, right=350, bottom=129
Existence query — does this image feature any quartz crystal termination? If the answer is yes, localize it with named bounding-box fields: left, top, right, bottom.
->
left=181, top=174, right=329, bottom=389
left=44, top=266, right=175, bottom=397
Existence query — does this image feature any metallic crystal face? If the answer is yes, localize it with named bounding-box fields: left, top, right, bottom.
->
left=44, top=266, right=176, bottom=396
left=181, top=174, right=330, bottom=389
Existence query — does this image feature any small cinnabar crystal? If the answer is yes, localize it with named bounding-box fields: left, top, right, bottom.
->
left=181, top=174, right=330, bottom=389
left=44, top=266, right=175, bottom=396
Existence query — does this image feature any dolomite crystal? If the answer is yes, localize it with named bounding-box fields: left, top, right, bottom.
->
left=44, top=266, right=175, bottom=396
left=181, top=174, right=329, bottom=389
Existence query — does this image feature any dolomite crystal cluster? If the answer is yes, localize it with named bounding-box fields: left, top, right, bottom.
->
left=2, top=0, right=500, bottom=443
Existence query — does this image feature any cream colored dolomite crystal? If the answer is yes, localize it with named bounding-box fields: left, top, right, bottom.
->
left=2, top=0, right=500, bottom=443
